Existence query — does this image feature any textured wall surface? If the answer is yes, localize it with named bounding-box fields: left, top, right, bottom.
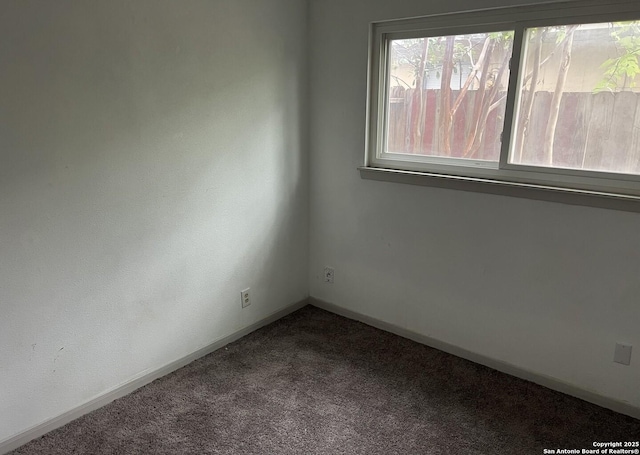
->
left=308, top=0, right=640, bottom=409
left=0, top=0, right=308, bottom=442
left=2, top=0, right=639, bottom=446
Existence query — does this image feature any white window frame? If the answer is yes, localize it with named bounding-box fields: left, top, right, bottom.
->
left=363, top=0, right=640, bottom=207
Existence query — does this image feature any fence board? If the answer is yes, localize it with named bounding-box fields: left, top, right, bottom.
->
left=553, top=92, right=586, bottom=168
left=385, top=88, right=640, bottom=174
left=583, top=92, right=615, bottom=171
left=630, top=97, right=640, bottom=174
left=482, top=94, right=506, bottom=161
left=603, top=91, right=636, bottom=173
left=524, top=91, right=551, bottom=165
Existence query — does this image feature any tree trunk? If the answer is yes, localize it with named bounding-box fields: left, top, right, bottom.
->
left=438, top=36, right=455, bottom=155
left=516, top=29, right=545, bottom=163
left=451, top=36, right=492, bottom=117
left=462, top=40, right=494, bottom=156
left=466, top=49, right=511, bottom=158
left=411, top=39, right=430, bottom=153
left=543, top=26, right=577, bottom=167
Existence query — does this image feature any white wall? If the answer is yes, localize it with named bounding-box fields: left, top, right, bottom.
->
left=309, top=0, right=640, bottom=409
left=0, top=0, right=308, bottom=442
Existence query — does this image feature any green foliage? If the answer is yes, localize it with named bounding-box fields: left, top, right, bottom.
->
left=489, top=31, right=514, bottom=50
left=390, top=31, right=513, bottom=87
left=555, top=27, right=568, bottom=44
left=594, top=21, right=640, bottom=93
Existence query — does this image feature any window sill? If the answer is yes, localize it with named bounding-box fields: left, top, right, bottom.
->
left=358, top=166, right=640, bottom=213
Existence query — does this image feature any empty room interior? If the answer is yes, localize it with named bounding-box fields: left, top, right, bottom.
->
left=1, top=0, right=640, bottom=453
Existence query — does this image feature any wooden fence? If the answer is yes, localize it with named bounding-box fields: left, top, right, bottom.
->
left=388, top=87, right=640, bottom=174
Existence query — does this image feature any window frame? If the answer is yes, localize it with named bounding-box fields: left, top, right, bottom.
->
left=364, top=0, right=640, bottom=204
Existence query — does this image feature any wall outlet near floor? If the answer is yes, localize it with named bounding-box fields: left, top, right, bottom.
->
left=613, top=343, right=632, bottom=365
left=324, top=267, right=334, bottom=284
left=241, top=288, right=251, bottom=308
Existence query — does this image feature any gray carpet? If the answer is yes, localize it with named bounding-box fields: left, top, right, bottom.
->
left=10, top=305, right=640, bottom=454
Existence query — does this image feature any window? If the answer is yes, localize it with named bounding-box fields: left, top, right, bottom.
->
left=364, top=1, right=640, bottom=204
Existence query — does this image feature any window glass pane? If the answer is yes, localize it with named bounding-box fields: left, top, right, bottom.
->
left=385, top=32, right=514, bottom=162
left=511, top=21, right=640, bottom=175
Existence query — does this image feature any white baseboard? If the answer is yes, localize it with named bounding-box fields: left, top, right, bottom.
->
left=0, top=299, right=309, bottom=455
left=309, top=297, right=640, bottom=421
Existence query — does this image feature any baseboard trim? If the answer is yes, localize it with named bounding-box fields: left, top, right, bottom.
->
left=309, top=297, right=640, bottom=421
left=0, top=298, right=309, bottom=455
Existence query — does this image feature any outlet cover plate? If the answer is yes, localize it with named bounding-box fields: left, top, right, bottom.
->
left=241, top=288, right=251, bottom=308
left=324, top=267, right=334, bottom=284
left=614, top=343, right=632, bottom=365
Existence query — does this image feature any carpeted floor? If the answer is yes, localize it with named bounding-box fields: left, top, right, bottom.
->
left=10, top=305, right=640, bottom=454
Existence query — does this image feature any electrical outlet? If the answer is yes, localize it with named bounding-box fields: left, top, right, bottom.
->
left=241, top=288, right=251, bottom=308
left=614, top=343, right=632, bottom=365
left=324, top=267, right=334, bottom=284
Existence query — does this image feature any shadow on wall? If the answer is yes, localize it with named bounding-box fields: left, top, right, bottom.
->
left=0, top=0, right=308, bottom=442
